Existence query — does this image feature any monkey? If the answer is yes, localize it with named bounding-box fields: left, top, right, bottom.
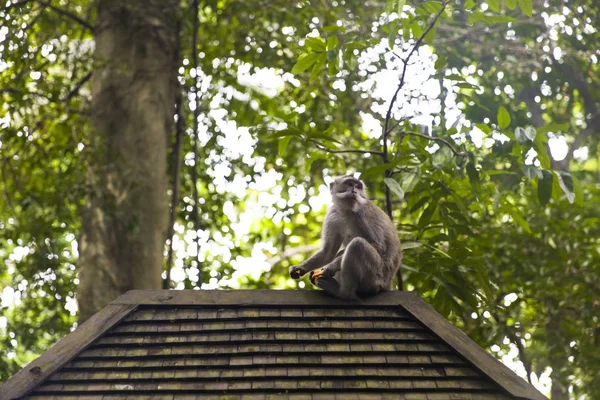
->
left=289, top=175, right=402, bottom=300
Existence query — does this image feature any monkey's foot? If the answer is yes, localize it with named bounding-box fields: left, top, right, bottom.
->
left=309, top=268, right=325, bottom=285
left=315, top=277, right=341, bottom=297
left=290, top=267, right=305, bottom=279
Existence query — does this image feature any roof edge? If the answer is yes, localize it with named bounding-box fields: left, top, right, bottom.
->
left=113, top=288, right=417, bottom=306
left=401, top=295, right=548, bottom=400
left=0, top=302, right=137, bottom=400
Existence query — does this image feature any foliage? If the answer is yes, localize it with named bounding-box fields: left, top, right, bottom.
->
left=1, top=0, right=599, bottom=398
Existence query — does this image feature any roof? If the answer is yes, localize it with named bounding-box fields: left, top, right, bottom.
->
left=0, top=290, right=548, bottom=400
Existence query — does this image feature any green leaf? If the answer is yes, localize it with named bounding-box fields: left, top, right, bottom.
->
left=537, top=170, right=553, bottom=206
left=400, top=263, right=421, bottom=274
left=497, top=106, right=511, bottom=129
left=514, top=127, right=528, bottom=143
left=554, top=171, right=575, bottom=204
left=305, top=37, right=326, bottom=52
left=432, top=146, right=453, bottom=166
left=518, top=0, right=532, bottom=16
left=524, top=126, right=536, bottom=141
left=424, top=26, right=437, bottom=43
left=361, top=163, right=398, bottom=180
left=309, top=52, right=327, bottom=82
left=263, top=128, right=303, bottom=140
left=385, top=0, right=396, bottom=14
left=410, top=196, right=430, bottom=213
left=327, top=51, right=338, bottom=75
left=533, top=142, right=551, bottom=169
left=506, top=207, right=531, bottom=233
left=400, top=172, right=420, bottom=193
left=536, top=123, right=569, bottom=135
left=322, top=25, right=346, bottom=33
left=401, top=241, right=422, bottom=250
left=504, top=0, right=517, bottom=10
left=308, top=131, right=342, bottom=144
left=464, top=0, right=476, bottom=10
left=418, top=201, right=437, bottom=228
left=434, top=56, right=448, bottom=70
left=423, top=1, right=443, bottom=14
left=455, top=82, right=479, bottom=89
left=445, top=74, right=465, bottom=81
left=487, top=0, right=500, bottom=12
left=384, top=178, right=405, bottom=200
left=572, top=175, right=584, bottom=207
left=397, top=0, right=406, bottom=13
left=476, top=123, right=492, bottom=134
left=278, top=136, right=292, bottom=156
left=410, top=20, right=423, bottom=39
left=291, top=53, right=320, bottom=74
left=387, top=19, right=399, bottom=48
left=466, top=162, right=480, bottom=187
left=524, top=165, right=542, bottom=180
left=327, top=35, right=339, bottom=50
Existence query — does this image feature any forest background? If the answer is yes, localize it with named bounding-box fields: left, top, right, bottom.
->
left=0, top=0, right=599, bottom=399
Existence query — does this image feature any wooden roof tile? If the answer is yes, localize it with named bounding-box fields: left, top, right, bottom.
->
left=0, top=290, right=547, bottom=400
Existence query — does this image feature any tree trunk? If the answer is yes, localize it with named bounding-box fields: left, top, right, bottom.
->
left=77, top=0, right=179, bottom=322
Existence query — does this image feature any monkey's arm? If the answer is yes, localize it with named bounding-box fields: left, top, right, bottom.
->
left=290, top=232, right=342, bottom=279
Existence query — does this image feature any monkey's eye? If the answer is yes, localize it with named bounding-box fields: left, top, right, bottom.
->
left=356, top=182, right=363, bottom=189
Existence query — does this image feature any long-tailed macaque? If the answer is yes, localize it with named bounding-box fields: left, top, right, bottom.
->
left=290, top=175, right=402, bottom=299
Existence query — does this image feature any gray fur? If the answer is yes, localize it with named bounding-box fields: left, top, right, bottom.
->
left=290, top=175, right=402, bottom=299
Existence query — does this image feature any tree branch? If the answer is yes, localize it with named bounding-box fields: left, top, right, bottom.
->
left=37, top=0, right=95, bottom=33
left=309, top=139, right=384, bottom=157
left=400, top=131, right=466, bottom=157
left=383, top=2, right=448, bottom=138
left=62, top=71, right=92, bottom=103
left=382, top=2, right=448, bottom=292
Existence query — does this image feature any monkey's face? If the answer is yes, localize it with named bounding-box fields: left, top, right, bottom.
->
left=330, top=176, right=368, bottom=210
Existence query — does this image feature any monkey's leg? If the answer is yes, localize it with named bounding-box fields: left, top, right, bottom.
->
left=315, top=276, right=343, bottom=298
left=338, top=237, right=382, bottom=299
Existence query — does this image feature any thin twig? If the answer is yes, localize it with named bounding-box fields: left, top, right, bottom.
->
left=38, top=0, right=95, bottom=32
left=62, top=71, right=92, bottom=103
left=400, top=131, right=466, bottom=157
left=309, top=139, right=384, bottom=157
left=383, top=2, right=448, bottom=138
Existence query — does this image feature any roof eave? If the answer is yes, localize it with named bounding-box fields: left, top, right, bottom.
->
left=0, top=302, right=137, bottom=400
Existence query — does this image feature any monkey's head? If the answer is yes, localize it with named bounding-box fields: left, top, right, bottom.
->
left=330, top=175, right=368, bottom=211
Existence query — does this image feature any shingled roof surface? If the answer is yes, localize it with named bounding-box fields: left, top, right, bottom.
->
left=1, top=290, right=548, bottom=400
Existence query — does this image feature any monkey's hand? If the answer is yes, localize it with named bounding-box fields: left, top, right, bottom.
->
left=289, top=266, right=306, bottom=279
left=309, top=267, right=334, bottom=285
